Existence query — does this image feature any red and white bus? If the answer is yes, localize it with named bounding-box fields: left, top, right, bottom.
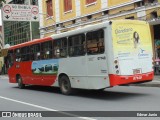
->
left=6, top=20, right=154, bottom=95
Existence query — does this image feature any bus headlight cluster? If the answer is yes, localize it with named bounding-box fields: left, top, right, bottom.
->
left=114, top=60, right=120, bottom=75
left=116, top=70, right=119, bottom=74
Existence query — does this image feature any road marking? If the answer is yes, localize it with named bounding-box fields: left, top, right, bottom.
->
left=0, top=96, right=96, bottom=120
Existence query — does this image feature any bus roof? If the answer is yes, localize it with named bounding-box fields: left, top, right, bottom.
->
left=50, top=20, right=147, bottom=39
left=9, top=21, right=110, bottom=50
left=50, top=21, right=110, bottom=39
left=8, top=20, right=147, bottom=50
left=9, top=37, right=52, bottom=50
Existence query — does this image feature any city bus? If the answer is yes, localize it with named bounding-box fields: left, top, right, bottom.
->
left=6, top=20, right=154, bottom=95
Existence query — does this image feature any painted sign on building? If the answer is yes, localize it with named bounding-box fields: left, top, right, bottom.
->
left=2, top=4, right=39, bottom=21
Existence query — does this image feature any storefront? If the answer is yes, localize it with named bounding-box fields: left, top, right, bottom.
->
left=150, top=20, right=160, bottom=74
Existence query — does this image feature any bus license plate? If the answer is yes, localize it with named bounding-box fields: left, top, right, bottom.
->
left=133, top=69, right=141, bottom=74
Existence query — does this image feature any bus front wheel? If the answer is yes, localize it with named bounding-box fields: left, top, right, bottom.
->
left=59, top=76, right=73, bottom=95
left=17, top=76, right=25, bottom=89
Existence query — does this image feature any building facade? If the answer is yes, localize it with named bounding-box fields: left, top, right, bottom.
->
left=3, top=0, right=40, bottom=46
left=39, top=0, right=160, bottom=60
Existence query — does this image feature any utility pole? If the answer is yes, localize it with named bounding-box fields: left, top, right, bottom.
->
left=29, top=0, right=32, bottom=41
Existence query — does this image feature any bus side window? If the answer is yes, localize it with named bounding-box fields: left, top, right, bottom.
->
left=53, top=40, right=60, bottom=58
left=60, top=38, right=67, bottom=57
left=41, top=41, right=52, bottom=59
left=68, top=34, right=85, bottom=57
left=15, top=48, right=21, bottom=62
left=21, top=46, right=30, bottom=61
left=86, top=29, right=104, bottom=55
left=30, top=44, right=41, bottom=60
left=53, top=38, right=67, bottom=58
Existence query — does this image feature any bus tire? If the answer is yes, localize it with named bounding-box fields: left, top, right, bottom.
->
left=59, top=76, right=73, bottom=95
left=17, top=76, right=25, bottom=89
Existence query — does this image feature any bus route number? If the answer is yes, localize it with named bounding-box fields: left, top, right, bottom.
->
left=133, top=75, right=142, bottom=80
left=97, top=56, right=106, bottom=60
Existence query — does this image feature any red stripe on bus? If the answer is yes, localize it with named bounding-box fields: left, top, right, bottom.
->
left=109, top=72, right=154, bottom=86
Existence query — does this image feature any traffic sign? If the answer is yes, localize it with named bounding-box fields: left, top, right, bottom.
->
left=2, top=4, right=39, bottom=21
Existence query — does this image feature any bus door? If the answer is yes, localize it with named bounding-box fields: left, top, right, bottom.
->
left=66, top=34, right=88, bottom=88
left=86, top=29, right=109, bottom=88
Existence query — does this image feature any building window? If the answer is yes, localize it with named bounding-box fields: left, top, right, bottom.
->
left=46, top=0, right=53, bottom=16
left=151, top=11, right=158, bottom=19
left=64, top=0, right=72, bottom=12
left=136, top=1, right=145, bottom=7
left=86, top=0, right=96, bottom=5
left=32, top=0, right=38, bottom=5
left=125, top=16, right=134, bottom=20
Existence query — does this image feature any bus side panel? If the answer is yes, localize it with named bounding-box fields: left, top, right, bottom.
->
left=8, top=63, right=17, bottom=83
left=8, top=61, right=33, bottom=84
left=31, top=59, right=58, bottom=86
left=86, top=54, right=109, bottom=89
left=58, top=57, right=89, bottom=89
left=8, top=60, right=57, bottom=86
left=19, top=61, right=32, bottom=84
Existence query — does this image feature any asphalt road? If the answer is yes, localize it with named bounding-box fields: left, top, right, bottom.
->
left=0, top=76, right=160, bottom=120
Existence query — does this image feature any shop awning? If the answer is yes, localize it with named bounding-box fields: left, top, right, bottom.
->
left=0, top=48, right=9, bottom=57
